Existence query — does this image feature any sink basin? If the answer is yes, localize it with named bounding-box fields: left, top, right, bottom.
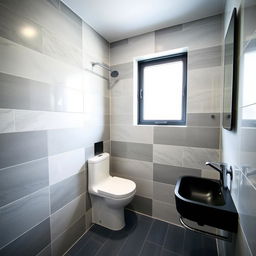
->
left=175, top=176, right=238, bottom=232
left=179, top=176, right=225, bottom=206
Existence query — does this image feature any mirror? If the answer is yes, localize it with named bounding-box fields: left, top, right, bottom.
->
left=223, top=8, right=237, bottom=130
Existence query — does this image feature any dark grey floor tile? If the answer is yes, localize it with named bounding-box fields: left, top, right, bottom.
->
left=50, top=172, right=86, bottom=213
left=164, top=224, right=185, bottom=254
left=90, top=224, right=113, bottom=243
left=51, top=216, right=86, bottom=256
left=67, top=230, right=93, bottom=255
left=75, top=237, right=102, bottom=256
left=95, top=228, right=129, bottom=256
left=37, top=244, right=52, bottom=256
left=0, top=187, right=50, bottom=248
left=126, top=195, right=153, bottom=216
left=0, top=131, right=47, bottom=169
left=118, top=217, right=152, bottom=256
left=0, top=218, right=50, bottom=256
left=161, top=249, right=180, bottom=256
left=140, top=241, right=162, bottom=256
left=146, top=219, right=168, bottom=246
left=0, top=158, right=49, bottom=207
left=183, top=230, right=217, bottom=256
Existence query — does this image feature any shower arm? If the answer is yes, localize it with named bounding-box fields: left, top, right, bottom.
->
left=92, top=62, right=111, bottom=71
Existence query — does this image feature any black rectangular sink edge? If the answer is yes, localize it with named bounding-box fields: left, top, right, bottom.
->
left=174, top=176, right=238, bottom=233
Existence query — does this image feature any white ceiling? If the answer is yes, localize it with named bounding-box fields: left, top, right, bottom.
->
left=62, top=0, right=225, bottom=42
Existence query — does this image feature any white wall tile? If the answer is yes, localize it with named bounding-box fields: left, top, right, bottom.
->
left=110, top=78, right=133, bottom=98
left=187, top=67, right=222, bottom=113
left=49, top=148, right=85, bottom=185
left=110, top=32, right=155, bottom=65
left=0, top=109, right=14, bottom=133
left=182, top=147, right=220, bottom=170
left=153, top=144, right=183, bottom=166
left=15, top=110, right=85, bottom=132
left=111, top=125, right=153, bottom=144
left=0, top=37, right=83, bottom=90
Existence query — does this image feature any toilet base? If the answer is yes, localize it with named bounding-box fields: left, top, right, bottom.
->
left=90, top=193, right=134, bottom=231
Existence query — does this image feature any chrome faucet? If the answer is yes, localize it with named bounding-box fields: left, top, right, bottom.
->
left=205, top=162, right=233, bottom=189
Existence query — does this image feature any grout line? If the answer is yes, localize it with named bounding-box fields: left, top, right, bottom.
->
left=138, top=219, right=154, bottom=256
left=0, top=156, right=48, bottom=172
left=63, top=223, right=95, bottom=256
left=0, top=186, right=49, bottom=210
left=0, top=216, right=50, bottom=250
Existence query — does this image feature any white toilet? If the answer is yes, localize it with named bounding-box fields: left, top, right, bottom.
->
left=88, top=152, right=136, bottom=230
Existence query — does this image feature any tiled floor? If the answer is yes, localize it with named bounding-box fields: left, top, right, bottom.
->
left=66, top=210, right=218, bottom=256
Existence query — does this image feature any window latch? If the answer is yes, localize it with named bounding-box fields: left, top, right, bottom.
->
left=139, top=88, right=143, bottom=99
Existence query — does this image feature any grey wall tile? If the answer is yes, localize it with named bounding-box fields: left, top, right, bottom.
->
left=0, top=5, right=43, bottom=52
left=187, top=113, right=220, bottom=127
left=0, top=187, right=50, bottom=248
left=110, top=39, right=128, bottom=48
left=110, top=156, right=153, bottom=180
left=51, top=216, right=85, bottom=256
left=154, top=127, right=186, bottom=146
left=0, top=158, right=49, bottom=207
left=153, top=127, right=220, bottom=149
left=152, top=200, right=180, bottom=225
left=0, top=73, right=83, bottom=112
left=188, top=45, right=222, bottom=70
left=50, top=194, right=85, bottom=240
left=186, top=127, right=220, bottom=149
left=153, top=182, right=175, bottom=204
left=153, top=163, right=201, bottom=185
left=50, top=172, right=86, bottom=213
left=127, top=195, right=152, bottom=216
left=0, top=131, right=47, bottom=169
left=110, top=62, right=133, bottom=80
left=0, top=218, right=50, bottom=256
left=111, top=141, right=153, bottom=162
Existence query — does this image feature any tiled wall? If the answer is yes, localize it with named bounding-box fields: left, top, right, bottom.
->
left=109, top=15, right=223, bottom=224
left=220, top=0, right=256, bottom=255
left=0, top=1, right=109, bottom=255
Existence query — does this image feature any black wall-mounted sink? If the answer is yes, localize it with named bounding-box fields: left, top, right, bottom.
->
left=175, top=176, right=238, bottom=233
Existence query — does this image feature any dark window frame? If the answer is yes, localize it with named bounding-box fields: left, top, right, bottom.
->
left=138, top=52, right=187, bottom=125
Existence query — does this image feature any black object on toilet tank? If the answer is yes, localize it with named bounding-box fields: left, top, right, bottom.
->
left=94, top=141, right=103, bottom=155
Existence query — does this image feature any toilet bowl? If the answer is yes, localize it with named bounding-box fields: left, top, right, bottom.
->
left=88, top=153, right=136, bottom=230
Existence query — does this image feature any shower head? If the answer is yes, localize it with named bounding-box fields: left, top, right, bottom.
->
left=92, top=62, right=119, bottom=78
left=110, top=70, right=119, bottom=78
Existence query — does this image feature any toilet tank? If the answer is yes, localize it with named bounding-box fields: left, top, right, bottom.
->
left=88, top=153, right=110, bottom=192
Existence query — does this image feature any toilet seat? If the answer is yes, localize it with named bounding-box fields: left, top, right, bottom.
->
left=96, top=176, right=136, bottom=199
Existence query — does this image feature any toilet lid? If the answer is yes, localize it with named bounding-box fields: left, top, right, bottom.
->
left=96, top=177, right=136, bottom=199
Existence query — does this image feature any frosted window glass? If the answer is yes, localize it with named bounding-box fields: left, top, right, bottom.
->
left=143, top=61, right=183, bottom=120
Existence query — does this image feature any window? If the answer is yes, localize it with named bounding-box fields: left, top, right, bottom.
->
left=138, top=53, right=187, bottom=125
